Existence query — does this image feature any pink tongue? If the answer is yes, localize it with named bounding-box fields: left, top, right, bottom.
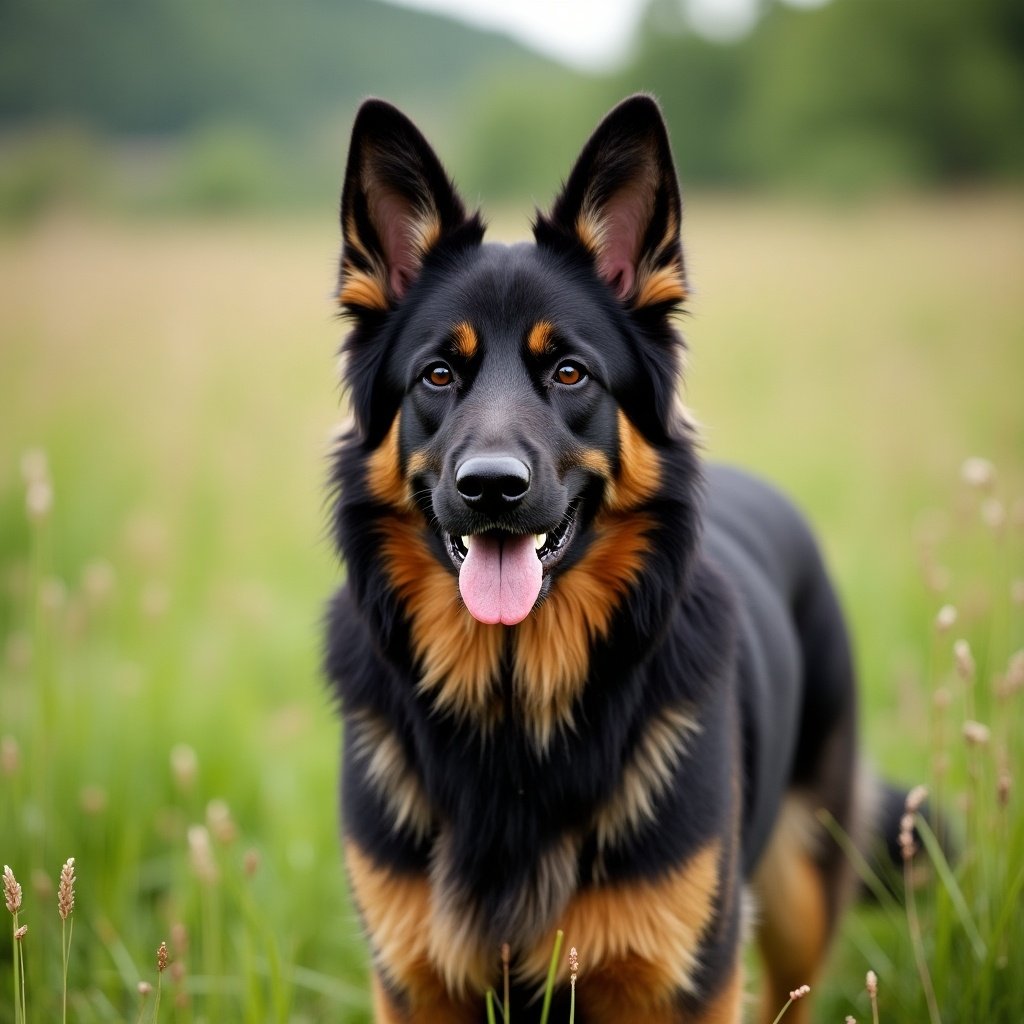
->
left=458, top=534, right=543, bottom=625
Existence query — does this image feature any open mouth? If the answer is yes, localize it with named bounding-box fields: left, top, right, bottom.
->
left=445, top=501, right=580, bottom=625
left=446, top=501, right=579, bottom=569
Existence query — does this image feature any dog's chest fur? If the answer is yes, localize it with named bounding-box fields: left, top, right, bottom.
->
left=329, top=530, right=740, bottom=992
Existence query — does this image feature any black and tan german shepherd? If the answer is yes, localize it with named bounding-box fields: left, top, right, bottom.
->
left=325, top=95, right=881, bottom=1023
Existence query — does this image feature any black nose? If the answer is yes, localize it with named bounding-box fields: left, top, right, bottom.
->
left=456, top=455, right=531, bottom=516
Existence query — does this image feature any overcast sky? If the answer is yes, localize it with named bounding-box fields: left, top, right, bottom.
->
left=383, top=0, right=830, bottom=70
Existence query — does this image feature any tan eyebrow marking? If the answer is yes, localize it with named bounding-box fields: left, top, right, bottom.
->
left=527, top=320, right=556, bottom=356
left=451, top=321, right=478, bottom=359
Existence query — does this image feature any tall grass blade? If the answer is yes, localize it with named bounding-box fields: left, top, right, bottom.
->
left=817, top=809, right=902, bottom=917
left=913, top=813, right=986, bottom=961
left=537, top=929, right=563, bottom=1024
left=62, top=917, right=74, bottom=1024
left=904, top=858, right=942, bottom=1024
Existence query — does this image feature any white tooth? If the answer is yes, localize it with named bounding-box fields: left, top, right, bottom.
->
left=461, top=536, right=470, bottom=550
left=535, top=533, right=547, bottom=551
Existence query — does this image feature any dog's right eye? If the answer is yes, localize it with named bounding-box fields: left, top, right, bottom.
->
left=423, top=364, right=453, bottom=388
left=555, top=363, right=586, bottom=386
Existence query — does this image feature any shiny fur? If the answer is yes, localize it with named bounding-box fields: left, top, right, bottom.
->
left=325, top=96, right=863, bottom=1023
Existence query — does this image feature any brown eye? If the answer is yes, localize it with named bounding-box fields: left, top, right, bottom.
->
left=556, top=363, right=584, bottom=386
left=425, top=364, right=452, bottom=388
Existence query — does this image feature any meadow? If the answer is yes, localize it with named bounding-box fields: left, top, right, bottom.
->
left=1, top=193, right=1022, bottom=1022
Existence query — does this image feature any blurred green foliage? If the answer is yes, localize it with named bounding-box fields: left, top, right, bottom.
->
left=1, top=0, right=1023, bottom=220
left=0, top=0, right=557, bottom=137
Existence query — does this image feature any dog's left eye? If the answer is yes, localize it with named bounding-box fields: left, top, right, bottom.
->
left=555, top=363, right=586, bottom=386
left=423, top=364, right=453, bottom=388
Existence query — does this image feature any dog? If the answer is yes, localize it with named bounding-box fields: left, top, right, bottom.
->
left=325, top=95, right=876, bottom=1023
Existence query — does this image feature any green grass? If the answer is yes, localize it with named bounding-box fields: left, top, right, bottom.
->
left=1, top=194, right=1022, bottom=1022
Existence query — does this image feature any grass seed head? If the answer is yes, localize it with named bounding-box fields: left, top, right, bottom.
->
left=157, top=940, right=169, bottom=973
left=3, top=865, right=22, bottom=915
left=899, top=812, right=918, bottom=860
left=14, top=924, right=27, bottom=940
left=206, top=799, right=238, bottom=845
left=23, top=450, right=53, bottom=521
left=58, top=856, right=76, bottom=920
left=138, top=981, right=153, bottom=996
left=905, top=785, right=928, bottom=813
left=954, top=639, right=975, bottom=681
left=962, top=720, right=991, bottom=746
left=789, top=984, right=810, bottom=1000
left=25, top=479, right=53, bottom=521
left=934, top=604, right=957, bottom=633
left=961, top=456, right=995, bottom=490
left=569, top=946, right=578, bottom=983
left=170, top=744, right=199, bottom=791
left=866, top=970, right=878, bottom=998
left=187, top=824, right=219, bottom=884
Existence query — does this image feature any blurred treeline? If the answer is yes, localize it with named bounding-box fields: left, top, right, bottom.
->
left=1, top=0, right=1022, bottom=220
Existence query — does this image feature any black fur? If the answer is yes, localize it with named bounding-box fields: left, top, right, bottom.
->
left=326, top=96, right=864, bottom=1023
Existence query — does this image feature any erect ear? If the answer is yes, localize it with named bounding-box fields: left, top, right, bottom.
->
left=338, top=99, right=481, bottom=313
left=534, top=95, right=686, bottom=311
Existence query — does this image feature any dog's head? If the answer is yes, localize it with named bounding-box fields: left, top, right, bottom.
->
left=335, top=96, right=696, bottom=646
